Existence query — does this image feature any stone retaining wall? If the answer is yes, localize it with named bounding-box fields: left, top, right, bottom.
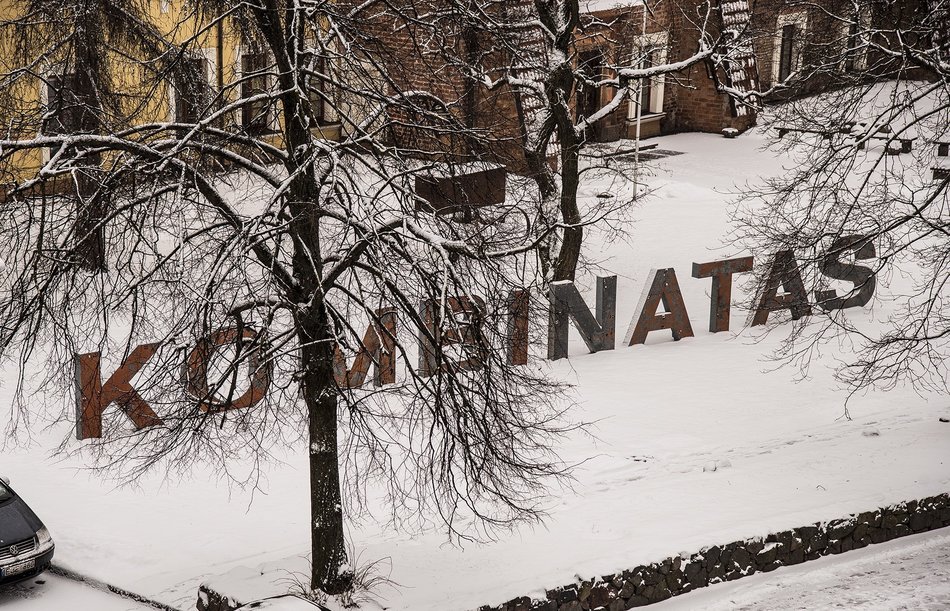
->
left=478, top=493, right=950, bottom=611
left=196, top=493, right=950, bottom=611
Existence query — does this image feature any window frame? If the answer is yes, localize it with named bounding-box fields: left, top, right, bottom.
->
left=628, top=31, right=669, bottom=120
left=39, top=65, right=89, bottom=163
left=840, top=7, right=871, bottom=72
left=168, top=48, right=216, bottom=125
left=305, top=55, right=328, bottom=127
left=772, top=11, right=808, bottom=84
left=236, top=45, right=278, bottom=135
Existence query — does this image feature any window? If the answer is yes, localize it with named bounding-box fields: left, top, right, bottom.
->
left=42, top=70, right=98, bottom=161
left=44, top=73, right=87, bottom=135
left=639, top=48, right=661, bottom=115
left=628, top=31, right=669, bottom=119
left=305, top=56, right=327, bottom=126
left=773, top=12, right=807, bottom=84
left=0, top=481, right=12, bottom=504
left=240, top=51, right=272, bottom=134
left=841, top=8, right=870, bottom=72
left=778, top=24, right=797, bottom=81
left=172, top=54, right=212, bottom=124
left=577, top=50, right=604, bottom=121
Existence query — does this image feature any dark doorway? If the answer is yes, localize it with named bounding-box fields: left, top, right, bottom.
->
left=577, top=50, right=605, bottom=141
left=778, top=24, right=797, bottom=81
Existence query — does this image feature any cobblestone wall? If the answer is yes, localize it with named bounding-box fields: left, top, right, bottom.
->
left=196, top=493, right=950, bottom=611
left=478, top=493, right=950, bottom=611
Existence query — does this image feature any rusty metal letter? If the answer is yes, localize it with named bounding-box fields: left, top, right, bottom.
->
left=186, top=328, right=272, bottom=413
left=334, top=308, right=397, bottom=388
left=625, top=268, right=694, bottom=345
left=692, top=256, right=754, bottom=332
left=507, top=290, right=529, bottom=366
left=418, top=296, right=487, bottom=376
left=816, top=236, right=876, bottom=311
left=547, top=276, right=616, bottom=360
left=751, top=250, right=812, bottom=326
left=74, top=343, right=162, bottom=440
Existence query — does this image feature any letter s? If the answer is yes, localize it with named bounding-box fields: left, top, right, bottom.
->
left=816, top=235, right=876, bottom=311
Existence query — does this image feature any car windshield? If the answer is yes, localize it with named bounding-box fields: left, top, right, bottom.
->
left=0, top=481, right=13, bottom=503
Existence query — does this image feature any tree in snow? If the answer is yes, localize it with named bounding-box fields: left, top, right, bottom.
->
left=730, top=0, right=950, bottom=399
left=0, top=0, right=573, bottom=594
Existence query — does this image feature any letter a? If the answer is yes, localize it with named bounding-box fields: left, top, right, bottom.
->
left=625, top=268, right=694, bottom=345
left=74, top=344, right=163, bottom=440
left=751, top=250, right=812, bottom=326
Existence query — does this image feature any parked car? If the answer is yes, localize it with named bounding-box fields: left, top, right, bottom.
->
left=0, top=476, right=54, bottom=585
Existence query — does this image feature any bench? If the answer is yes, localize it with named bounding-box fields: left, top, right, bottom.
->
left=775, top=126, right=838, bottom=140
left=775, top=125, right=915, bottom=152
left=856, top=135, right=916, bottom=153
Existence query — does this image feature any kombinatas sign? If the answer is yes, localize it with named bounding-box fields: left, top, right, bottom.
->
left=74, top=237, right=875, bottom=440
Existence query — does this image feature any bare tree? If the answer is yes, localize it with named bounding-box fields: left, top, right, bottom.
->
left=344, top=0, right=756, bottom=282
left=728, top=0, right=950, bottom=399
left=0, top=0, right=575, bottom=595
left=430, top=0, right=752, bottom=281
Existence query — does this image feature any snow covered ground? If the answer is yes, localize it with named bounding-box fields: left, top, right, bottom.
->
left=0, top=574, right=155, bottom=611
left=2, top=120, right=949, bottom=611
left=654, top=527, right=950, bottom=610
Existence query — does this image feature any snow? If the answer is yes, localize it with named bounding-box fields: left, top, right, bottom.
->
left=2, top=126, right=949, bottom=611
left=581, top=0, right=642, bottom=13
left=0, top=574, right=155, bottom=611
left=234, top=596, right=326, bottom=611
left=652, top=528, right=950, bottom=610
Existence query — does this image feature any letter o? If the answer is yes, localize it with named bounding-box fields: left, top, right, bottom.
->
left=186, top=328, right=271, bottom=413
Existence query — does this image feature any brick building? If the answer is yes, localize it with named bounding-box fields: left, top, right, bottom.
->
left=365, top=0, right=932, bottom=169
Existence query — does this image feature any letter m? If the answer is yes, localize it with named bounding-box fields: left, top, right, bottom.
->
left=74, top=344, right=163, bottom=440
left=334, top=308, right=397, bottom=388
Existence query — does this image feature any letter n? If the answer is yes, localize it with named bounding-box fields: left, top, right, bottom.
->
left=74, top=344, right=163, bottom=440
left=547, top=276, right=616, bottom=360
left=751, top=250, right=812, bottom=326
left=334, top=308, right=397, bottom=388
left=625, top=268, right=694, bottom=345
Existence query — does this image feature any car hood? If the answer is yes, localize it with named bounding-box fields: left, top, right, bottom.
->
left=0, top=498, right=42, bottom=545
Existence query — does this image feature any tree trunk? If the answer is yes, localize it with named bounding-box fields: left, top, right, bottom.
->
left=299, top=318, right=349, bottom=594
left=552, top=143, right=582, bottom=282
left=523, top=144, right=559, bottom=280
left=75, top=162, right=107, bottom=271
left=74, top=17, right=106, bottom=271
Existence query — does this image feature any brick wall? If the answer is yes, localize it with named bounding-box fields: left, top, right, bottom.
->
left=359, top=0, right=760, bottom=172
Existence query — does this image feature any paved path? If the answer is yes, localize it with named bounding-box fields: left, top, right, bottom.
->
left=655, top=528, right=950, bottom=610
left=0, top=573, right=156, bottom=611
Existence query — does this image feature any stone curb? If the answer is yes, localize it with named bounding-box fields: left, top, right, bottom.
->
left=49, top=563, right=183, bottom=611
left=477, top=492, right=950, bottom=611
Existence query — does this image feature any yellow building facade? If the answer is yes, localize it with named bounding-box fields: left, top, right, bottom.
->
left=0, top=0, right=340, bottom=193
